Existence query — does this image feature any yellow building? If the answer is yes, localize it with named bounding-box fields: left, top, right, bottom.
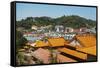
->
left=48, top=37, right=69, bottom=47
left=34, top=40, right=48, bottom=47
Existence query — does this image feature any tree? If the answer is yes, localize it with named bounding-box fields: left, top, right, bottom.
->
left=16, top=15, right=96, bottom=29
left=16, top=30, right=28, bottom=52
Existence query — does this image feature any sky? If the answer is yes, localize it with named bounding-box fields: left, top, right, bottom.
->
left=16, top=3, right=96, bottom=21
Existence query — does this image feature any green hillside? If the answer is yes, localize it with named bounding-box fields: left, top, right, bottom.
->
left=16, top=15, right=96, bottom=29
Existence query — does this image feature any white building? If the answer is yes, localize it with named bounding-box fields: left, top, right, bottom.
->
left=79, top=27, right=87, bottom=32
left=64, top=27, right=73, bottom=33
left=55, top=25, right=64, bottom=32
left=31, top=25, right=38, bottom=30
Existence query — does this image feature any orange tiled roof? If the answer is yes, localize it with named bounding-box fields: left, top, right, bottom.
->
left=58, top=47, right=87, bottom=60
left=32, top=48, right=50, bottom=64
left=76, top=46, right=96, bottom=56
left=57, top=54, right=77, bottom=63
left=76, top=34, right=96, bottom=47
left=48, top=37, right=68, bottom=47
left=34, top=41, right=48, bottom=47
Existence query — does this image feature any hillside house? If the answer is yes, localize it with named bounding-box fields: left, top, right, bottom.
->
left=64, top=27, right=73, bottom=33
left=31, top=25, right=38, bottom=30
left=55, top=25, right=64, bottom=32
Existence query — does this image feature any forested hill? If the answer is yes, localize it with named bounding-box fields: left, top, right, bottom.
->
left=16, top=15, right=96, bottom=29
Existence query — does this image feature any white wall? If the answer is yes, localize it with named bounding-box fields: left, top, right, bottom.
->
left=0, top=0, right=99, bottom=68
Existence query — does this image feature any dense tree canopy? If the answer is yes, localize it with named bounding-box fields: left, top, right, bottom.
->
left=16, top=15, right=96, bottom=29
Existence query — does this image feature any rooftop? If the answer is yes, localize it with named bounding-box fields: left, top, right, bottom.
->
left=48, top=37, right=69, bottom=47
left=75, top=34, right=96, bottom=47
